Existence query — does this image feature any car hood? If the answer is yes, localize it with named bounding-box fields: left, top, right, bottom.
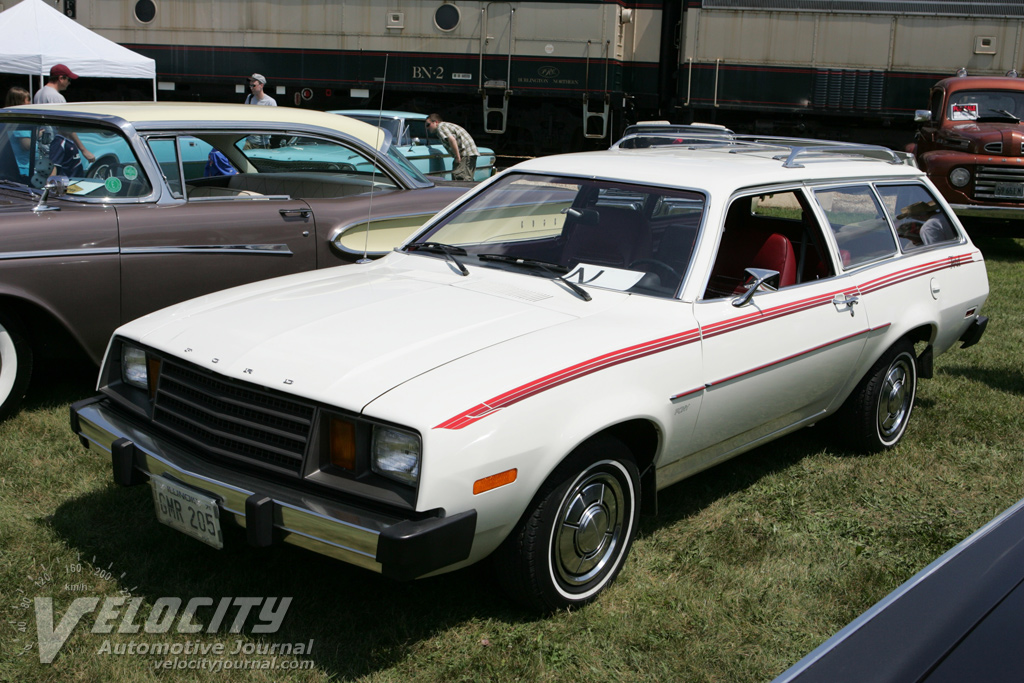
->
left=121, top=253, right=611, bottom=411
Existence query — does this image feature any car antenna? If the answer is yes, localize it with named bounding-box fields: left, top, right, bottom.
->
left=358, top=53, right=389, bottom=264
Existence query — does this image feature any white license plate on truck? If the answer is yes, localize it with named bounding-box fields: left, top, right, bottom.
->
left=150, top=476, right=223, bottom=549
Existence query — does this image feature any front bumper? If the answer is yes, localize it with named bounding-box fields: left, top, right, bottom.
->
left=949, top=204, right=1024, bottom=221
left=71, top=397, right=476, bottom=581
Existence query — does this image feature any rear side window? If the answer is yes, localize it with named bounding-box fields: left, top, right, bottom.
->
left=813, top=185, right=896, bottom=268
left=876, top=184, right=958, bottom=250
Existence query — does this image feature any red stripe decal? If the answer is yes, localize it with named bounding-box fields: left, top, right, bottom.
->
left=433, top=253, right=976, bottom=430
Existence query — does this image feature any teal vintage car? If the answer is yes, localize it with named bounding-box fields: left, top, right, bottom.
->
left=330, top=110, right=496, bottom=181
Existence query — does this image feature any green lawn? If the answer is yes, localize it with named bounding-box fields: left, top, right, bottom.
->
left=2, top=237, right=1021, bottom=682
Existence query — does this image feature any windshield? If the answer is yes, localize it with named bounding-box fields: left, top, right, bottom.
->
left=405, top=173, right=706, bottom=298
left=948, top=90, right=1024, bottom=121
left=0, top=118, right=153, bottom=198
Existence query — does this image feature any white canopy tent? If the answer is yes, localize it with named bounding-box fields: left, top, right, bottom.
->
left=0, top=0, right=156, bottom=100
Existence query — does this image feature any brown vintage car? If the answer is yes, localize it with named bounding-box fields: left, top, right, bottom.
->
left=0, top=102, right=467, bottom=419
left=909, top=73, right=1024, bottom=224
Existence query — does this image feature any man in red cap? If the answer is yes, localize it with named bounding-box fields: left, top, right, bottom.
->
left=33, top=64, right=78, bottom=104
left=33, top=64, right=94, bottom=163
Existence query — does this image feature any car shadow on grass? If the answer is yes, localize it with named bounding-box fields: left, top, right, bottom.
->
left=46, top=482, right=525, bottom=679
left=19, top=356, right=98, bottom=413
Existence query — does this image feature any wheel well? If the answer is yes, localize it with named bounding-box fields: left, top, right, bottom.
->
left=603, top=420, right=660, bottom=515
left=0, top=295, right=89, bottom=362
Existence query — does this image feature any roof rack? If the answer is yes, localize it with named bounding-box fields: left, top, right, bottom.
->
left=727, top=136, right=909, bottom=168
left=612, top=128, right=914, bottom=167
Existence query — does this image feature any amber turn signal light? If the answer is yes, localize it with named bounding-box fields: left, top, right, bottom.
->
left=329, top=418, right=357, bottom=470
left=473, top=468, right=517, bottom=495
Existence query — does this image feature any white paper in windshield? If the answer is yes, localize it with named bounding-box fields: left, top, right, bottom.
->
left=565, top=263, right=645, bottom=291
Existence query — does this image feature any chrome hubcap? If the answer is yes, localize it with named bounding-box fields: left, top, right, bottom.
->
left=554, top=467, right=626, bottom=587
left=878, top=355, right=913, bottom=439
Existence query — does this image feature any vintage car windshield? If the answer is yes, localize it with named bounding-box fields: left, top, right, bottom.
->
left=0, top=118, right=152, bottom=198
left=948, top=90, right=1024, bottom=121
left=406, top=173, right=706, bottom=298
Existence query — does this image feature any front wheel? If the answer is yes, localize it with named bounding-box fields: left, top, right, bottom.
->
left=0, top=312, right=34, bottom=422
left=495, top=435, right=640, bottom=611
left=840, top=340, right=917, bottom=452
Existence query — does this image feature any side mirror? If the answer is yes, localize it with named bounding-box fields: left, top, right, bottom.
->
left=33, top=174, right=70, bottom=212
left=411, top=137, right=421, bottom=146
left=732, top=267, right=780, bottom=307
left=914, top=109, right=932, bottom=124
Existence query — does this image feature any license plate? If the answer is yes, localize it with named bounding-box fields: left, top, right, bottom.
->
left=993, top=182, right=1024, bottom=198
left=150, top=476, right=223, bottom=549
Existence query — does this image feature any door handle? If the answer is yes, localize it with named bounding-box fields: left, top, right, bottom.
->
left=832, top=293, right=860, bottom=316
left=279, top=208, right=312, bottom=219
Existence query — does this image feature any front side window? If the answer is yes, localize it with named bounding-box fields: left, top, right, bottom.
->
left=877, top=184, right=959, bottom=250
left=406, top=173, right=706, bottom=298
left=0, top=119, right=152, bottom=198
left=813, top=185, right=897, bottom=268
left=704, top=190, right=834, bottom=299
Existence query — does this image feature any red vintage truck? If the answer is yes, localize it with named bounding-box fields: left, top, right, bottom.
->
left=909, top=73, right=1024, bottom=226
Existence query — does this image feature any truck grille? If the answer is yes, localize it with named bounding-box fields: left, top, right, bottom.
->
left=974, top=165, right=1024, bottom=201
left=152, top=360, right=315, bottom=475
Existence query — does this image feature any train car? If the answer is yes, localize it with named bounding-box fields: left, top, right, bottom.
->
left=55, top=0, right=666, bottom=157
left=675, top=1, right=1024, bottom=145
left=6, top=1, right=1024, bottom=155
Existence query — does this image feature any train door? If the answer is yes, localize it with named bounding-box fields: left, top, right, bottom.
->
left=481, top=2, right=514, bottom=133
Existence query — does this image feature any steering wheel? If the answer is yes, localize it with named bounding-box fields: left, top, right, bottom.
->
left=85, top=154, right=121, bottom=180
left=629, top=258, right=681, bottom=286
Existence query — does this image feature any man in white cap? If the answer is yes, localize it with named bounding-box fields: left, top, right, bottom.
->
left=244, top=74, right=277, bottom=106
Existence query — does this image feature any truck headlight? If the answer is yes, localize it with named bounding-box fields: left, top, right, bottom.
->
left=949, top=167, right=971, bottom=188
left=371, top=426, right=421, bottom=486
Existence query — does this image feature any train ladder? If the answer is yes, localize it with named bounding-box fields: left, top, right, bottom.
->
left=583, top=40, right=611, bottom=139
left=482, top=85, right=511, bottom=134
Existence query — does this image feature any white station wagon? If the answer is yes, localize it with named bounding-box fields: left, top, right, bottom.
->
left=71, top=132, right=990, bottom=611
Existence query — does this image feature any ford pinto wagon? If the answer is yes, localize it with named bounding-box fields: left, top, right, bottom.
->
left=0, top=102, right=467, bottom=420
left=909, top=73, right=1024, bottom=223
left=71, top=133, right=990, bottom=611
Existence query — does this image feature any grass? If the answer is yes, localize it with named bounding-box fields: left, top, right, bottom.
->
left=1, top=236, right=1022, bottom=682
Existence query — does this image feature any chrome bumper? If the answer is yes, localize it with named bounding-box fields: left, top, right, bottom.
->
left=71, top=397, right=476, bottom=580
left=949, top=204, right=1024, bottom=221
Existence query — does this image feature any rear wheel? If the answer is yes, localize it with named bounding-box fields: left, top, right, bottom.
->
left=495, top=435, right=640, bottom=611
left=0, top=312, right=33, bottom=421
left=840, top=340, right=917, bottom=452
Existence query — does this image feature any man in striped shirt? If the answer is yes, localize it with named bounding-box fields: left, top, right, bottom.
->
left=426, top=113, right=479, bottom=181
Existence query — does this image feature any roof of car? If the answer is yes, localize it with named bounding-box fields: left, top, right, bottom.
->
left=509, top=143, right=923, bottom=194
left=936, top=75, right=1024, bottom=92
left=3, top=101, right=387, bottom=149
left=330, top=109, right=427, bottom=121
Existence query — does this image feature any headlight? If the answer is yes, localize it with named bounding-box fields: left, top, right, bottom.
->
left=949, top=167, right=971, bottom=188
left=119, top=341, right=160, bottom=399
left=121, top=343, right=149, bottom=390
left=371, top=426, right=421, bottom=486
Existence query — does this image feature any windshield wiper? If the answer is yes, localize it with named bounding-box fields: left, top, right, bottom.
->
left=408, top=241, right=469, bottom=276
left=478, top=253, right=592, bottom=301
left=985, top=108, right=1020, bottom=122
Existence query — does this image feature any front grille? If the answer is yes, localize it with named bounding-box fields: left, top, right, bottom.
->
left=984, top=142, right=1003, bottom=154
left=153, top=360, right=315, bottom=474
left=974, top=165, right=1024, bottom=201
